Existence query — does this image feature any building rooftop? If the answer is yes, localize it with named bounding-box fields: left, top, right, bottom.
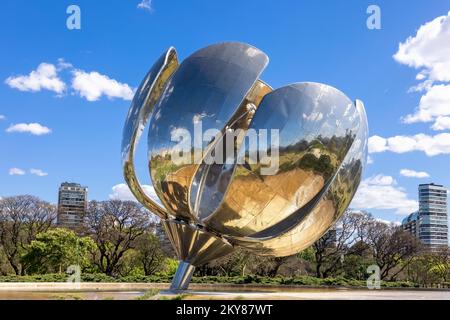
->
left=59, top=182, right=88, bottom=190
left=61, top=182, right=83, bottom=187
left=419, top=183, right=445, bottom=187
left=401, top=211, right=419, bottom=225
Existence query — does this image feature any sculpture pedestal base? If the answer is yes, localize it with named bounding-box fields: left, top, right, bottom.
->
left=170, top=261, right=195, bottom=291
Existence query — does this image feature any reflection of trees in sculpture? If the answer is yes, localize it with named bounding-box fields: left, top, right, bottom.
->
left=275, top=132, right=355, bottom=179
left=329, top=158, right=363, bottom=221
left=296, top=154, right=333, bottom=179
left=159, top=181, right=189, bottom=213
left=120, top=43, right=369, bottom=290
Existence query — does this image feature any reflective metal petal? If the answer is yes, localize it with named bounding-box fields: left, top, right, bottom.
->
left=199, top=83, right=360, bottom=238
left=148, top=42, right=269, bottom=222
left=162, top=219, right=234, bottom=266
left=227, top=99, right=368, bottom=256
left=122, top=48, right=178, bottom=219
left=122, top=42, right=369, bottom=290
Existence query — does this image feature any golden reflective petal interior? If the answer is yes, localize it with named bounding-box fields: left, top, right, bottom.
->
left=162, top=219, right=234, bottom=267
left=122, top=42, right=369, bottom=290
left=148, top=42, right=269, bottom=222
left=227, top=98, right=368, bottom=256
left=201, top=83, right=360, bottom=238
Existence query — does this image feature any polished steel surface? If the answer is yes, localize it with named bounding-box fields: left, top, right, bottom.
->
left=162, top=219, right=234, bottom=266
left=169, top=261, right=196, bottom=291
left=226, top=99, right=368, bottom=256
left=122, top=42, right=368, bottom=290
left=202, top=83, right=359, bottom=238
left=148, top=42, right=269, bottom=222
left=122, top=48, right=178, bottom=219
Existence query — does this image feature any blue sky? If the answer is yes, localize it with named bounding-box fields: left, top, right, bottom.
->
left=1, top=0, right=450, bottom=225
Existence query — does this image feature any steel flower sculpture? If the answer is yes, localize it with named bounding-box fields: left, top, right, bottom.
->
left=122, top=42, right=368, bottom=290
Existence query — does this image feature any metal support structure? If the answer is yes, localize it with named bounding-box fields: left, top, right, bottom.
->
left=122, top=42, right=369, bottom=291
left=170, top=261, right=195, bottom=291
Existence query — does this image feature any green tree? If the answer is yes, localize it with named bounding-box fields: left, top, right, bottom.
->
left=21, top=228, right=96, bottom=274
left=135, top=232, right=166, bottom=276
left=367, top=222, right=420, bottom=280
left=408, top=248, right=450, bottom=285
left=0, top=195, right=56, bottom=275
left=86, top=200, right=150, bottom=276
left=427, top=247, right=450, bottom=283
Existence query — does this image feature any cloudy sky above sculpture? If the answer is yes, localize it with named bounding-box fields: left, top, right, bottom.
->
left=1, top=0, right=449, bottom=225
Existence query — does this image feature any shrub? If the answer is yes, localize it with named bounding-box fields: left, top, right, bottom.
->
left=0, top=273, right=432, bottom=289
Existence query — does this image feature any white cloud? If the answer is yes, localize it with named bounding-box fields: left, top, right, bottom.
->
left=6, top=123, right=52, bottom=136
left=402, top=84, right=450, bottom=124
left=368, top=133, right=450, bottom=156
left=364, top=174, right=396, bottom=186
left=109, top=183, right=161, bottom=205
left=303, top=112, right=323, bottom=122
left=351, top=174, right=418, bottom=215
left=408, top=79, right=434, bottom=93
left=9, top=168, right=26, bottom=176
left=57, top=58, right=73, bottom=71
left=394, top=11, right=450, bottom=130
left=137, top=0, right=153, bottom=11
left=368, top=135, right=388, bottom=153
left=393, top=11, right=450, bottom=82
left=400, top=169, right=430, bottom=178
left=367, top=155, right=374, bottom=164
left=5, top=63, right=66, bottom=94
left=431, top=116, right=450, bottom=130
left=30, top=168, right=48, bottom=177
left=71, top=70, right=134, bottom=101
left=416, top=72, right=427, bottom=81
left=0, top=115, right=5, bottom=120
left=5, top=60, right=134, bottom=103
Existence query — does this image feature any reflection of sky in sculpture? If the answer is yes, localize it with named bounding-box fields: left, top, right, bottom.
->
left=148, top=43, right=268, bottom=157
left=248, top=83, right=358, bottom=149
left=122, top=42, right=368, bottom=274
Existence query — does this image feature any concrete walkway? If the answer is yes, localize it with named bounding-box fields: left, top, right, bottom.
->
left=0, top=283, right=449, bottom=300
left=182, top=289, right=450, bottom=300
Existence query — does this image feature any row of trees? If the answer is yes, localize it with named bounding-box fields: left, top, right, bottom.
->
left=0, top=196, right=168, bottom=277
left=1, top=195, right=449, bottom=285
left=311, top=211, right=420, bottom=281
left=197, top=210, right=450, bottom=285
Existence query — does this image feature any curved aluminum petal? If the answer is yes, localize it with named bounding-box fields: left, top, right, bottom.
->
left=148, top=42, right=269, bottom=222
left=122, top=48, right=178, bottom=219
left=189, top=80, right=272, bottom=219
left=227, top=99, right=369, bottom=256
left=198, top=83, right=360, bottom=238
left=162, top=219, right=234, bottom=267
left=122, top=42, right=370, bottom=290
